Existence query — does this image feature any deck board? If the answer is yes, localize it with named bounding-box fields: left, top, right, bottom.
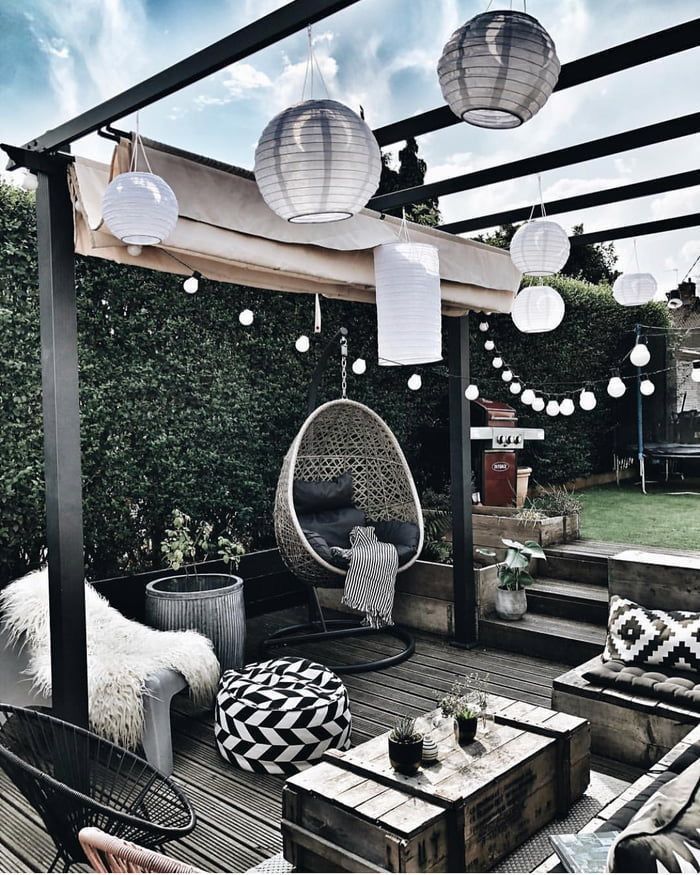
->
left=0, top=607, right=642, bottom=873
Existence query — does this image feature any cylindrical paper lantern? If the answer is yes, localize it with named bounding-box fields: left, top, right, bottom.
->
left=511, top=285, right=565, bottom=333
left=612, top=273, right=657, bottom=306
left=102, top=171, right=179, bottom=245
left=510, top=219, right=570, bottom=276
left=437, top=11, right=560, bottom=129
left=254, top=99, right=381, bottom=223
left=374, top=242, right=442, bottom=366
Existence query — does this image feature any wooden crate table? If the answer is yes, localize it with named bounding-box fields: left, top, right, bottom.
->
left=282, top=697, right=590, bottom=872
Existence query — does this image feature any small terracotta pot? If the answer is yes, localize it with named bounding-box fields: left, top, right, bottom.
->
left=495, top=586, right=527, bottom=621
left=388, top=737, right=423, bottom=775
left=454, top=716, right=478, bottom=745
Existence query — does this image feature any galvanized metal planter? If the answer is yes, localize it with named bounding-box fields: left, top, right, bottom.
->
left=145, top=574, right=245, bottom=671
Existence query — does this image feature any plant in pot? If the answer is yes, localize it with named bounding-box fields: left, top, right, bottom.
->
left=495, top=538, right=546, bottom=621
left=439, top=673, right=489, bottom=745
left=388, top=716, right=424, bottom=775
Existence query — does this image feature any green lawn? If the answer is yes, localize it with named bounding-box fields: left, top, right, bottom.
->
left=578, top=481, right=700, bottom=551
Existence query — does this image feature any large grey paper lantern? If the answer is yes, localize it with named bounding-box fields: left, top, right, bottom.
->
left=102, top=171, right=179, bottom=245
left=374, top=242, right=442, bottom=366
left=510, top=219, right=570, bottom=276
left=511, top=285, right=565, bottom=333
left=254, top=99, right=381, bottom=223
left=612, top=273, right=658, bottom=306
left=437, top=11, right=560, bottom=129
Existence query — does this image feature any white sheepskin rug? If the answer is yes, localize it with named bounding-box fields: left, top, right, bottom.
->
left=0, top=568, right=221, bottom=750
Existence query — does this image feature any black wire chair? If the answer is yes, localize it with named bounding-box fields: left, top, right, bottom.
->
left=0, top=705, right=195, bottom=872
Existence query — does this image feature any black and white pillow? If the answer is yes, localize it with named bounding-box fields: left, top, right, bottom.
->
left=604, top=595, right=700, bottom=673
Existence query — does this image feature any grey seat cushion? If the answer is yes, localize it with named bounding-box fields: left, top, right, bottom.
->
left=583, top=656, right=700, bottom=712
left=293, top=471, right=353, bottom=513
left=301, top=518, right=420, bottom=573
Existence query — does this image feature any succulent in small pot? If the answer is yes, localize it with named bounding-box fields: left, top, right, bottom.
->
left=454, top=707, right=480, bottom=744
left=388, top=716, right=423, bottom=775
left=495, top=538, right=546, bottom=621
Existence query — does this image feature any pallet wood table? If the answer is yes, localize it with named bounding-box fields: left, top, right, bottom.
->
left=282, top=697, right=590, bottom=872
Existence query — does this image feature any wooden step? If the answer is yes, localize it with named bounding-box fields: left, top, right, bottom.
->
left=527, top=578, right=609, bottom=625
left=478, top=611, right=606, bottom=665
left=540, top=544, right=609, bottom=585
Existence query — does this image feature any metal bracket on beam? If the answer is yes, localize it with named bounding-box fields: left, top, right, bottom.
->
left=3, top=144, right=73, bottom=174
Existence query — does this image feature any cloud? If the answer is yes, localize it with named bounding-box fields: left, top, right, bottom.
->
left=221, top=63, right=273, bottom=99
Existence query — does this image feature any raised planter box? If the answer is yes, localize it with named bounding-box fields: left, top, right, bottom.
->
left=472, top=506, right=580, bottom=556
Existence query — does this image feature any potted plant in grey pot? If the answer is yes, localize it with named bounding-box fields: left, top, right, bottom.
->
left=388, top=717, right=424, bottom=775
left=146, top=510, right=246, bottom=670
left=495, top=538, right=546, bottom=621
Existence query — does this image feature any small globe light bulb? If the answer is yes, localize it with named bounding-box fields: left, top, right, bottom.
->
left=484, top=340, right=495, bottom=351
left=126, top=244, right=142, bottom=257
left=692, top=361, right=700, bottom=383
left=532, top=396, right=545, bottom=412
left=239, top=309, right=254, bottom=326
left=22, top=172, right=38, bottom=192
left=407, top=373, right=422, bottom=391
left=607, top=374, right=626, bottom=398
left=479, top=321, right=489, bottom=332
left=492, top=356, right=503, bottom=369
left=546, top=399, right=560, bottom=416
left=630, top=341, right=651, bottom=368
left=580, top=389, right=597, bottom=411
left=501, top=368, right=513, bottom=382
left=640, top=377, right=655, bottom=396
left=509, top=380, right=522, bottom=395
left=183, top=275, right=199, bottom=294
left=352, top=358, right=366, bottom=375
left=464, top=384, right=479, bottom=401
left=521, top=388, right=535, bottom=405
left=295, top=334, right=310, bottom=353
left=560, top=397, right=575, bottom=416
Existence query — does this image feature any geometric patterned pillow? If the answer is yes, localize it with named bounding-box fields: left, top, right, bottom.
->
left=604, top=594, right=700, bottom=673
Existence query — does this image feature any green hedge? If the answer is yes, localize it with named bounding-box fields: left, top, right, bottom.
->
left=0, top=183, right=667, bottom=582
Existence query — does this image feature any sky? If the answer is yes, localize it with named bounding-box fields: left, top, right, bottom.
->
left=1, top=0, right=699, bottom=295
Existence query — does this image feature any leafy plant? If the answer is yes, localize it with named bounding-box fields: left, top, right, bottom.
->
left=439, top=672, right=490, bottom=720
left=496, top=538, right=546, bottom=591
left=514, top=506, right=546, bottom=525
left=390, top=716, right=422, bottom=744
left=420, top=488, right=457, bottom=564
left=530, top=484, right=583, bottom=517
left=161, top=509, right=245, bottom=579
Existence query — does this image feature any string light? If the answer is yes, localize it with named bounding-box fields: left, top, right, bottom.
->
left=629, top=339, right=650, bottom=367
left=559, top=397, right=575, bottom=416
left=126, top=244, right=142, bottom=257
left=640, top=376, right=655, bottom=396
left=183, top=272, right=200, bottom=294
left=492, top=356, right=503, bottom=369
left=521, top=388, right=535, bottom=405
left=479, top=321, right=489, bottom=332
left=352, top=358, right=367, bottom=375
left=607, top=369, right=626, bottom=398
left=484, top=340, right=495, bottom=351
left=465, top=384, right=480, bottom=401
left=546, top=399, right=560, bottom=416
left=408, top=373, right=422, bottom=391
left=501, top=368, right=513, bottom=382
left=532, top=396, right=545, bottom=412
left=295, top=334, right=311, bottom=353
left=239, top=309, right=254, bottom=326
left=580, top=389, right=597, bottom=411
left=509, top=380, right=522, bottom=395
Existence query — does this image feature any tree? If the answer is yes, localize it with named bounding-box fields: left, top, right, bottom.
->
left=376, top=137, right=440, bottom=227
left=475, top=222, right=619, bottom=286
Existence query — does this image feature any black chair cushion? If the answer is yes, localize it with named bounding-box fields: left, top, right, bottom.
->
left=371, top=519, right=421, bottom=558
left=298, top=506, right=366, bottom=551
left=293, top=471, right=353, bottom=513
left=608, top=756, right=700, bottom=872
left=583, top=656, right=700, bottom=713
left=301, top=517, right=419, bottom=572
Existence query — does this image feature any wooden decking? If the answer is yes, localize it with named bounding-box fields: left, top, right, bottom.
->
left=0, top=606, right=641, bottom=873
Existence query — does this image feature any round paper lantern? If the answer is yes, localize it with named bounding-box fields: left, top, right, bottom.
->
left=102, top=171, right=178, bottom=245
left=374, top=242, right=442, bottom=366
left=579, top=389, right=597, bottom=411
left=630, top=341, right=650, bottom=367
left=511, top=285, right=565, bottom=333
left=612, top=273, right=657, bottom=306
left=437, top=10, right=560, bottom=129
left=510, top=220, right=570, bottom=276
left=254, top=99, right=381, bottom=223
left=532, top=396, right=545, bottom=412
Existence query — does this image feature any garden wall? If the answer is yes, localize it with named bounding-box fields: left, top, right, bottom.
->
left=0, top=183, right=668, bottom=583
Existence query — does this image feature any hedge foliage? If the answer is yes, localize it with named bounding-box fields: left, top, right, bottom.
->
left=0, top=183, right=667, bottom=582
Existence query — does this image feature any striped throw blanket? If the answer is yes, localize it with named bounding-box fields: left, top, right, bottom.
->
left=331, top=526, right=398, bottom=629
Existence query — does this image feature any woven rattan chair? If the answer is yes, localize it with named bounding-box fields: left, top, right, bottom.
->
left=79, top=827, right=198, bottom=873
left=266, top=398, right=423, bottom=673
left=0, top=705, right=195, bottom=872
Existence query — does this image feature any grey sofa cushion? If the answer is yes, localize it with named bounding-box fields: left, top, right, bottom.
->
left=371, top=520, right=420, bottom=561
left=293, top=471, right=353, bottom=513
left=583, top=656, right=700, bottom=712
left=608, top=756, right=700, bottom=872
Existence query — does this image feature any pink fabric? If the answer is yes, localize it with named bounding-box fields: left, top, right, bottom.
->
left=79, top=827, right=199, bottom=873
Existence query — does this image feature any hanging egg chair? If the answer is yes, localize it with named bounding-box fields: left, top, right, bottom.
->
left=264, top=333, right=422, bottom=673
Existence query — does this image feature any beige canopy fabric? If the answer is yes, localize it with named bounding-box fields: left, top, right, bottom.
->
left=70, top=137, right=520, bottom=316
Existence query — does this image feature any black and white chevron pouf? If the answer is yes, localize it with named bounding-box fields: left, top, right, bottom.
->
left=215, top=657, right=352, bottom=774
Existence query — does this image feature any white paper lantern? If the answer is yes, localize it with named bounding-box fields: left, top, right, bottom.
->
left=630, top=342, right=651, bottom=367
left=511, top=285, right=565, bottom=333
left=374, top=242, right=442, bottom=366
left=437, top=10, right=560, bottom=129
left=407, top=373, right=422, bottom=391
left=102, top=171, right=179, bottom=245
left=510, top=220, right=570, bottom=276
left=239, top=309, right=254, bottom=326
left=640, top=377, right=655, bottom=396
left=521, top=388, right=535, bottom=405
left=254, top=99, right=381, bottom=223
left=546, top=399, right=560, bottom=416
left=532, top=396, right=545, bottom=412
left=560, top=397, right=575, bottom=416
left=579, top=389, right=597, bottom=411
left=465, top=384, right=479, bottom=401
left=613, top=273, right=657, bottom=306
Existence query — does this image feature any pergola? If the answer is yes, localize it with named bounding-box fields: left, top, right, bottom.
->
left=3, top=0, right=699, bottom=730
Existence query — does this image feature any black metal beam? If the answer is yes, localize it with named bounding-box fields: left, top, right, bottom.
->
left=569, top=213, right=700, bottom=246
left=368, top=113, right=700, bottom=213
left=447, top=317, right=478, bottom=648
left=438, top=169, right=700, bottom=235
left=22, top=0, right=361, bottom=154
left=35, top=160, right=89, bottom=728
left=373, top=18, right=700, bottom=146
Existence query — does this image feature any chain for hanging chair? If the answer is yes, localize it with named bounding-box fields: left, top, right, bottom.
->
left=340, top=334, right=348, bottom=399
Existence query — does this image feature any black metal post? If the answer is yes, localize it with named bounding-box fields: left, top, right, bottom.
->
left=448, top=316, right=478, bottom=647
left=36, top=164, right=89, bottom=728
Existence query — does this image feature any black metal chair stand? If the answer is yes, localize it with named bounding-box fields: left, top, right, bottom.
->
left=0, top=705, right=195, bottom=871
left=261, top=586, right=415, bottom=675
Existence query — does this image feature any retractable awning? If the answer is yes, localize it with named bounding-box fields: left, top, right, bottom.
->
left=70, top=137, right=520, bottom=317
